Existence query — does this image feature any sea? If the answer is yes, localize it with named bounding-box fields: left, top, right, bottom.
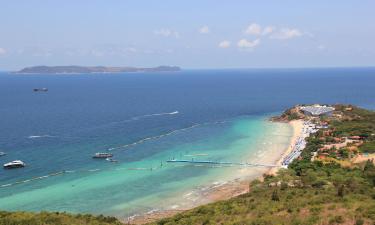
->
left=0, top=68, right=374, bottom=218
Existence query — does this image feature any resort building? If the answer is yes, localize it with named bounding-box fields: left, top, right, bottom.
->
left=300, top=105, right=335, bottom=117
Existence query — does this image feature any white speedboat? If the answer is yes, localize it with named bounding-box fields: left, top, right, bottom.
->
left=106, top=158, right=118, bottom=163
left=92, top=152, right=113, bottom=159
left=3, top=160, right=25, bottom=169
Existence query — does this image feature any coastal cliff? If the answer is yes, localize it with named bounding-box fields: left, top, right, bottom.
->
left=17, top=65, right=181, bottom=74
left=270, top=105, right=306, bottom=122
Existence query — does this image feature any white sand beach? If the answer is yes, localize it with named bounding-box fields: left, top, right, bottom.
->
left=269, top=119, right=304, bottom=175
left=130, top=119, right=306, bottom=224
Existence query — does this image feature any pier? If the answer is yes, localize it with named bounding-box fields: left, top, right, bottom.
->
left=166, top=159, right=279, bottom=168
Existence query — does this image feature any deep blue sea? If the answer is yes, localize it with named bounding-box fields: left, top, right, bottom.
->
left=0, top=68, right=374, bottom=218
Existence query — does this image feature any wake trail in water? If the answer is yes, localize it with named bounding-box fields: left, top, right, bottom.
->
left=0, top=169, right=102, bottom=188
left=24, top=111, right=180, bottom=141
left=102, top=111, right=180, bottom=127
left=0, top=161, right=237, bottom=189
left=2, top=119, right=230, bottom=188
left=27, top=135, right=57, bottom=139
left=0, top=166, right=159, bottom=188
left=132, top=111, right=179, bottom=120
left=0, top=171, right=67, bottom=188
left=107, top=120, right=228, bottom=152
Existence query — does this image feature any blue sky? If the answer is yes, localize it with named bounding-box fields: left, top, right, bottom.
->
left=0, top=0, right=374, bottom=70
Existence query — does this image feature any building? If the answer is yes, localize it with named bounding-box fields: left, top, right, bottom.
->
left=300, top=105, right=335, bottom=117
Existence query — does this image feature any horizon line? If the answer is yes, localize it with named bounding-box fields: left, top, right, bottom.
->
left=1, top=65, right=375, bottom=72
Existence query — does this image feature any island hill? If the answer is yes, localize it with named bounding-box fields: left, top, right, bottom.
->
left=17, top=65, right=181, bottom=74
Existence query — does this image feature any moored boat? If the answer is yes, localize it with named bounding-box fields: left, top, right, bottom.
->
left=92, top=152, right=113, bottom=159
left=33, top=88, right=48, bottom=92
left=106, top=158, right=118, bottom=163
left=3, top=160, right=25, bottom=169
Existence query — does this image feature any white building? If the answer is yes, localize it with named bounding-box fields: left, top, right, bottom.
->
left=300, top=105, right=335, bottom=117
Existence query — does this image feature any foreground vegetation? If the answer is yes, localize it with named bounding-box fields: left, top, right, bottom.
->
left=0, top=211, right=122, bottom=225
left=152, top=162, right=375, bottom=225
left=1, top=104, right=374, bottom=225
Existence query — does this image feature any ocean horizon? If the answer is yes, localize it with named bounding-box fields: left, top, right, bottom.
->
left=0, top=68, right=375, bottom=218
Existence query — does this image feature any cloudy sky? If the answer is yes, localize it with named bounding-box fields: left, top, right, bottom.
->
left=0, top=0, right=374, bottom=70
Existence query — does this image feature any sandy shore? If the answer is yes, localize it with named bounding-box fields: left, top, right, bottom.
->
left=268, top=119, right=304, bottom=175
left=129, top=180, right=250, bottom=224
left=129, top=119, right=305, bottom=224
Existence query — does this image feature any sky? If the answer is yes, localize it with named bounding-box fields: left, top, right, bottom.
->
left=0, top=0, right=374, bottom=70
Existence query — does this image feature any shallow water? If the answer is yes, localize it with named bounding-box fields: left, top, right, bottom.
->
left=0, top=68, right=374, bottom=217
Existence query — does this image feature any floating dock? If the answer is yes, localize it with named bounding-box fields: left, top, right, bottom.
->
left=166, top=159, right=278, bottom=167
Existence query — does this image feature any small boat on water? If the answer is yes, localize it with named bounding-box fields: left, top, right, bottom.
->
left=92, top=152, right=113, bottom=159
left=106, top=158, right=118, bottom=163
left=3, top=160, right=25, bottom=169
left=33, top=88, right=48, bottom=92
left=0, top=152, right=6, bottom=157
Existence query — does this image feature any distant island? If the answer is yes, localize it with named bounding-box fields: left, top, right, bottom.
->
left=16, top=65, right=181, bottom=74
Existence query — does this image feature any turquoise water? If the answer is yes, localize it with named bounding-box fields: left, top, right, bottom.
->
left=0, top=115, right=291, bottom=217
left=1, top=68, right=375, bottom=218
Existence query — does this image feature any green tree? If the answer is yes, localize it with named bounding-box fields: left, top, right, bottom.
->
left=271, top=190, right=280, bottom=201
left=363, top=159, right=375, bottom=186
left=337, top=184, right=345, bottom=198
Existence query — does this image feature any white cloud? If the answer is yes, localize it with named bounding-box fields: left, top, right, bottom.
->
left=317, top=45, right=326, bottom=50
left=199, top=26, right=210, bottom=34
left=218, top=41, right=231, bottom=48
left=244, top=23, right=262, bottom=35
left=32, top=49, right=52, bottom=57
left=237, top=39, right=260, bottom=49
left=90, top=49, right=104, bottom=57
left=244, top=23, right=305, bottom=40
left=125, top=47, right=137, bottom=53
left=154, top=29, right=180, bottom=38
left=165, top=49, right=174, bottom=53
left=244, top=23, right=275, bottom=36
left=271, top=28, right=302, bottom=40
left=0, top=48, right=7, bottom=55
left=262, top=26, right=274, bottom=35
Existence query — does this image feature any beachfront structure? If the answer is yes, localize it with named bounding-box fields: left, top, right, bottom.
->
left=300, top=105, right=335, bottom=117
left=282, top=121, right=317, bottom=166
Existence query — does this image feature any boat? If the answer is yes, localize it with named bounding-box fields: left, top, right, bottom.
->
left=0, top=152, right=6, bottom=157
left=106, top=158, right=118, bottom=163
left=3, top=160, right=25, bottom=169
left=33, top=88, right=48, bottom=92
left=92, top=152, right=113, bottom=159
